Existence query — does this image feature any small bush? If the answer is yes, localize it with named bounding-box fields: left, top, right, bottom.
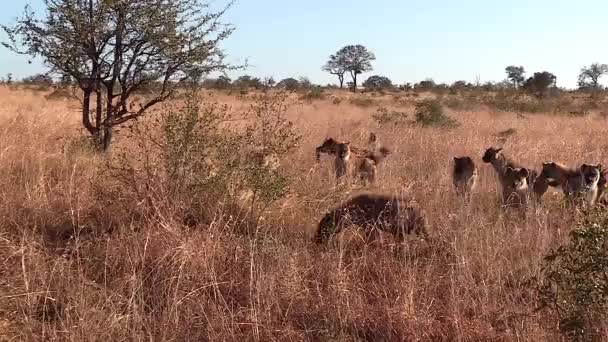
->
left=349, top=97, right=375, bottom=108
left=536, top=208, right=608, bottom=340
left=372, top=106, right=408, bottom=125
left=300, top=87, right=325, bottom=101
left=442, top=96, right=478, bottom=111
left=414, top=99, right=459, bottom=128
left=107, top=91, right=301, bottom=230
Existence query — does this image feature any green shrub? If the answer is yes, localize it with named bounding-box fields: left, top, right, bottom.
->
left=536, top=208, right=608, bottom=340
left=414, top=99, right=459, bottom=128
left=107, top=91, right=301, bottom=230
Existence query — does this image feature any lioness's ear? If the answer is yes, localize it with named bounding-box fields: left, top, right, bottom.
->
left=505, top=166, right=514, bottom=175
left=519, top=168, right=529, bottom=178
left=496, top=147, right=503, bottom=153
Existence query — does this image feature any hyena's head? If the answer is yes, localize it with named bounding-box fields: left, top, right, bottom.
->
left=408, top=207, right=429, bottom=239
left=505, top=167, right=529, bottom=191
left=540, top=162, right=562, bottom=181
left=336, top=142, right=351, bottom=160
left=580, top=163, right=601, bottom=189
left=454, top=156, right=475, bottom=174
left=314, top=213, right=337, bottom=243
left=482, top=147, right=503, bottom=163
left=377, top=146, right=391, bottom=158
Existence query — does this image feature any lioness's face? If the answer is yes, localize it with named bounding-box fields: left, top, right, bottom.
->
left=482, top=147, right=502, bottom=163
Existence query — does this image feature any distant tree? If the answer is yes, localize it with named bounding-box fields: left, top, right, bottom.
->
left=2, top=0, right=237, bottom=151
left=331, top=45, right=375, bottom=92
left=234, top=75, right=263, bottom=90
left=414, top=78, right=436, bottom=90
left=451, top=80, right=468, bottom=91
left=22, top=73, right=54, bottom=86
left=202, top=75, right=232, bottom=89
left=215, top=75, right=232, bottom=89
left=59, top=73, right=73, bottom=86
left=524, top=71, right=557, bottom=98
left=5, top=73, right=12, bottom=85
left=298, top=76, right=312, bottom=89
left=362, top=75, right=393, bottom=91
left=263, top=76, right=276, bottom=88
left=578, top=63, right=608, bottom=91
left=322, top=54, right=347, bottom=89
left=399, top=83, right=412, bottom=91
left=276, top=78, right=300, bottom=91
left=505, top=66, right=526, bottom=88
left=495, top=79, right=515, bottom=89
left=481, top=81, right=495, bottom=92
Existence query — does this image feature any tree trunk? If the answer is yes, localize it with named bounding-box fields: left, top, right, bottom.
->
left=338, top=74, right=344, bottom=89
left=81, top=89, right=96, bottom=136
left=352, top=73, right=357, bottom=93
left=102, top=125, right=113, bottom=152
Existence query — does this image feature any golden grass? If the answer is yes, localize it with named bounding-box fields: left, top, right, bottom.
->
left=1, top=85, right=607, bottom=341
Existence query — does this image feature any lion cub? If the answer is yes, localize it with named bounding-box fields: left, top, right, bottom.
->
left=452, top=156, right=477, bottom=199
left=314, top=194, right=428, bottom=244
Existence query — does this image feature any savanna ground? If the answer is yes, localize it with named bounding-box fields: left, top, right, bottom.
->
left=1, top=84, right=607, bottom=341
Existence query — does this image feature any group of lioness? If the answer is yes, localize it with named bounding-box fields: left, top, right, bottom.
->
left=312, top=133, right=606, bottom=246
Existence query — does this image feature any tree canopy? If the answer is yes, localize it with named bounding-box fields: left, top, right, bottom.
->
left=578, top=63, right=608, bottom=91
left=2, top=0, right=237, bottom=150
left=327, top=45, right=375, bottom=92
left=505, top=66, right=526, bottom=88
left=362, top=75, right=393, bottom=91
left=524, top=71, right=557, bottom=98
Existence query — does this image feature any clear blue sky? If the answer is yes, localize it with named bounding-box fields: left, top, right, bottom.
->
left=1, top=0, right=607, bottom=88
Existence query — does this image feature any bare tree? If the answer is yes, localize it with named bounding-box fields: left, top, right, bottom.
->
left=3, top=0, right=238, bottom=151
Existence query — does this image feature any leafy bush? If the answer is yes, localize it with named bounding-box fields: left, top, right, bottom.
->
left=414, top=99, right=459, bottom=128
left=362, top=75, right=393, bottom=91
left=536, top=208, right=608, bottom=340
left=372, top=106, right=408, bottom=125
left=300, top=87, right=325, bottom=101
left=107, top=91, right=301, bottom=230
left=276, top=78, right=300, bottom=91
left=349, top=97, right=375, bottom=108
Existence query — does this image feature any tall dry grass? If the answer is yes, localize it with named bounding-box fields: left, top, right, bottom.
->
left=1, top=85, right=607, bottom=341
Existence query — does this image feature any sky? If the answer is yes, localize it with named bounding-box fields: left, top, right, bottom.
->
left=1, top=0, right=608, bottom=89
